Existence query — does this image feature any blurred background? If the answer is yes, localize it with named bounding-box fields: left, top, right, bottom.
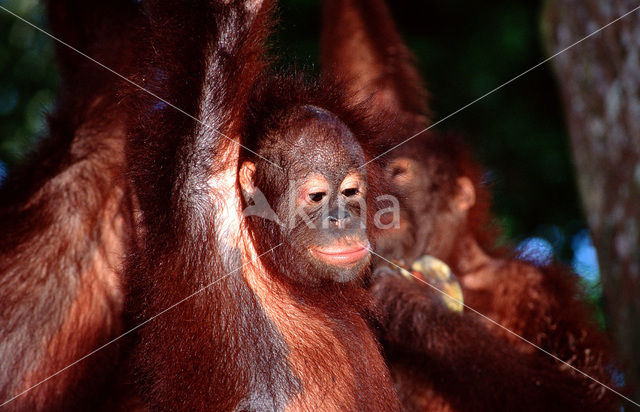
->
left=0, top=0, right=601, bottom=298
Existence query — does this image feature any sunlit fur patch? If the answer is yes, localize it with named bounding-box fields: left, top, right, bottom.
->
left=207, top=143, right=360, bottom=410
left=17, top=143, right=127, bottom=406
left=207, top=145, right=244, bottom=251
left=241, top=242, right=359, bottom=411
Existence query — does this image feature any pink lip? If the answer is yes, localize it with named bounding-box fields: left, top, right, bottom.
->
left=311, top=242, right=370, bottom=266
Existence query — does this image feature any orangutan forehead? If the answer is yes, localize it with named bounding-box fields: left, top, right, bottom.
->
left=283, top=106, right=365, bottom=165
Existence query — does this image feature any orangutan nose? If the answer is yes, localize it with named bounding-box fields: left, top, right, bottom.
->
left=325, top=207, right=350, bottom=229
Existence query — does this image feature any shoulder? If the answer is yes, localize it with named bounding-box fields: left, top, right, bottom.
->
left=486, top=259, right=563, bottom=331
left=485, top=258, right=546, bottom=300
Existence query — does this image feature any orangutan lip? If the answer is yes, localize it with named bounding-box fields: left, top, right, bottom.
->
left=311, top=242, right=370, bottom=266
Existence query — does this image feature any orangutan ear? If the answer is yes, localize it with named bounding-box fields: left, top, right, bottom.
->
left=239, top=161, right=257, bottom=195
left=454, top=177, right=476, bottom=212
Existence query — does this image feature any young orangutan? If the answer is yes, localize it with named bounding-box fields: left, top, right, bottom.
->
left=122, top=0, right=403, bottom=409
left=373, top=133, right=617, bottom=411
left=321, top=0, right=619, bottom=410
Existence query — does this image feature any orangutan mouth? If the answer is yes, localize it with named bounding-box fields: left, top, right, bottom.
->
left=311, top=241, right=370, bottom=266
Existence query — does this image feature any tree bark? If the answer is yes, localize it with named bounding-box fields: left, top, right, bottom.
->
left=544, top=1, right=640, bottom=405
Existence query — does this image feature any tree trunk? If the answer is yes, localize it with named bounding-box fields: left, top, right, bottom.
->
left=544, top=1, right=640, bottom=405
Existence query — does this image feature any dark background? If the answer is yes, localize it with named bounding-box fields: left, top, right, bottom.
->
left=0, top=0, right=601, bottom=298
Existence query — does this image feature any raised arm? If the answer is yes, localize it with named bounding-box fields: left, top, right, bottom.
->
left=321, top=0, right=428, bottom=117
left=123, top=1, right=280, bottom=409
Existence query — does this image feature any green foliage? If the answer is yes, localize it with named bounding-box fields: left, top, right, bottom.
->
left=0, top=0, right=57, bottom=171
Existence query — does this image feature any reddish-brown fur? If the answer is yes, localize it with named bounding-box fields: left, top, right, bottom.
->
left=371, top=135, right=618, bottom=411
left=0, top=1, right=148, bottom=409
left=123, top=0, right=400, bottom=410
left=1, top=0, right=618, bottom=410
left=2, top=0, right=402, bottom=410
left=321, top=0, right=619, bottom=410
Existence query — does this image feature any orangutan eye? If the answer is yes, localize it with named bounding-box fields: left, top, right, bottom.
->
left=342, top=188, right=358, bottom=197
left=391, top=166, right=407, bottom=178
left=308, top=192, right=327, bottom=203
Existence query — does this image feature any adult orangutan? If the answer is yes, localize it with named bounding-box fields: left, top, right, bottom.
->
left=321, top=0, right=619, bottom=410
left=0, top=1, right=147, bottom=410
